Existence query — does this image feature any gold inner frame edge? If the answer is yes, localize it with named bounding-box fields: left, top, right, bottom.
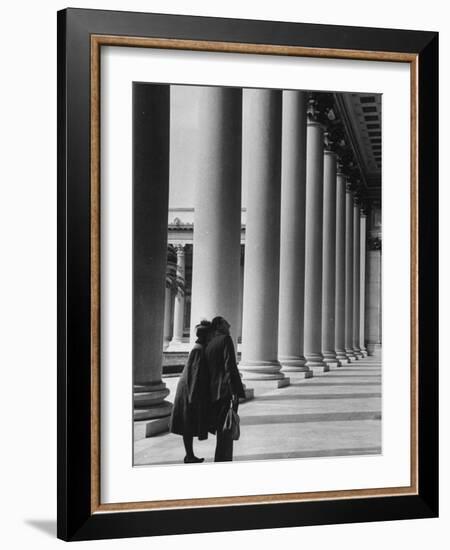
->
left=89, top=34, right=419, bottom=514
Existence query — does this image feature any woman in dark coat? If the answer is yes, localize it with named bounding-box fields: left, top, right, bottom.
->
left=169, top=320, right=212, bottom=463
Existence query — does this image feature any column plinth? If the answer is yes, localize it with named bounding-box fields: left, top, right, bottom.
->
left=239, top=89, right=289, bottom=388
left=132, top=84, right=172, bottom=436
left=303, top=121, right=327, bottom=371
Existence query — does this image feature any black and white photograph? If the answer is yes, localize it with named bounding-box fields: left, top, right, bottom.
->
left=132, top=83, right=383, bottom=466
left=0, top=0, right=443, bottom=546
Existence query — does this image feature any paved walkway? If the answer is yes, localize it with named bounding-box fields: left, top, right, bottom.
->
left=134, top=356, right=381, bottom=466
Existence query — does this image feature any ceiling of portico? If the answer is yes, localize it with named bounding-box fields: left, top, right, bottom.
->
left=334, top=92, right=382, bottom=198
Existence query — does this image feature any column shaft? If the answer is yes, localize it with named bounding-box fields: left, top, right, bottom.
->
left=345, top=187, right=357, bottom=360
left=359, top=214, right=368, bottom=355
left=278, top=90, right=309, bottom=374
left=167, top=245, right=186, bottom=350
left=189, top=87, right=242, bottom=343
left=366, top=248, right=382, bottom=357
left=335, top=172, right=348, bottom=363
left=132, top=83, right=172, bottom=434
left=163, top=288, right=173, bottom=350
left=353, top=203, right=364, bottom=357
left=304, top=122, right=327, bottom=369
left=321, top=151, right=338, bottom=365
left=240, top=89, right=288, bottom=385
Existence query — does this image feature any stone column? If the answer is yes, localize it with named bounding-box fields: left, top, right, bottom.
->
left=303, top=118, right=327, bottom=371
left=237, top=245, right=244, bottom=344
left=352, top=201, right=364, bottom=358
left=189, top=87, right=242, bottom=346
left=239, top=89, right=289, bottom=388
left=167, top=244, right=186, bottom=350
left=359, top=212, right=368, bottom=356
left=365, top=203, right=382, bottom=357
left=163, top=288, right=173, bottom=350
left=132, top=83, right=172, bottom=436
left=278, top=90, right=311, bottom=377
left=335, top=170, right=349, bottom=364
left=345, top=183, right=357, bottom=360
left=321, top=150, right=339, bottom=367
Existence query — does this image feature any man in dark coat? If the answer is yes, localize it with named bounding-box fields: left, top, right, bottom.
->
left=205, top=316, right=245, bottom=462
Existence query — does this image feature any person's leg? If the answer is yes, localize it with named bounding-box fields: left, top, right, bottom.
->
left=214, top=429, right=233, bottom=462
left=183, top=434, right=204, bottom=463
left=214, top=400, right=233, bottom=462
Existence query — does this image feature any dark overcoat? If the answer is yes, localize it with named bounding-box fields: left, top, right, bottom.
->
left=204, top=333, right=245, bottom=434
left=169, top=343, right=210, bottom=440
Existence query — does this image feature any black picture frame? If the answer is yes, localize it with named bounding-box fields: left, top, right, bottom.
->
left=57, top=7, right=438, bottom=541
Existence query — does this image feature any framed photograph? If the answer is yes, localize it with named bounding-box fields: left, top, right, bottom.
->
left=57, top=8, right=438, bottom=541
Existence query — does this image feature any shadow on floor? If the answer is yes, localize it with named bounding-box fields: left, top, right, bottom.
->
left=141, top=446, right=382, bottom=465
left=291, top=382, right=381, bottom=387
left=255, top=392, right=382, bottom=401
left=241, top=411, right=382, bottom=425
left=25, top=519, right=56, bottom=538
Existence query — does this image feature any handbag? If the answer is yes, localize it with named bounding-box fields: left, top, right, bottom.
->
left=222, top=398, right=240, bottom=441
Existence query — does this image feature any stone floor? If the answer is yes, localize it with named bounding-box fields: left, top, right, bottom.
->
left=134, top=355, right=381, bottom=466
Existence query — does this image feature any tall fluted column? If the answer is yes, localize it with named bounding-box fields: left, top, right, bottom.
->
left=366, top=245, right=382, bottom=357
left=345, top=184, right=357, bottom=360
left=132, top=83, right=172, bottom=436
left=237, top=246, right=244, bottom=343
left=321, top=150, right=339, bottom=366
left=304, top=119, right=327, bottom=370
left=366, top=202, right=382, bottom=357
left=335, top=170, right=349, bottom=364
left=353, top=201, right=364, bottom=358
left=278, top=90, right=311, bottom=377
left=359, top=212, right=368, bottom=356
left=167, top=244, right=186, bottom=350
left=189, top=87, right=242, bottom=345
left=240, top=89, right=289, bottom=387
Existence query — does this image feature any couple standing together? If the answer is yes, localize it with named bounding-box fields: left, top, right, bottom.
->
left=169, top=316, right=245, bottom=463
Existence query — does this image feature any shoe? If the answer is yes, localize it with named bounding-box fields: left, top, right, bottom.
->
left=184, top=456, right=205, bottom=464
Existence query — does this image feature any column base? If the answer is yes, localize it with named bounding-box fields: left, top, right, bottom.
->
left=352, top=347, right=365, bottom=359
left=166, top=338, right=189, bottom=352
left=335, top=350, right=350, bottom=365
left=367, top=343, right=382, bottom=358
left=133, top=381, right=172, bottom=436
left=304, top=353, right=327, bottom=370
left=279, top=356, right=309, bottom=373
left=134, top=417, right=170, bottom=440
left=345, top=348, right=358, bottom=361
left=308, top=364, right=330, bottom=373
left=322, top=351, right=340, bottom=368
left=285, top=370, right=314, bottom=379
left=359, top=347, right=368, bottom=357
left=239, top=360, right=285, bottom=378
left=247, top=377, right=291, bottom=393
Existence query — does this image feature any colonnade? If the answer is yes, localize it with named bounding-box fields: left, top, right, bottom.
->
left=133, top=84, right=380, bottom=435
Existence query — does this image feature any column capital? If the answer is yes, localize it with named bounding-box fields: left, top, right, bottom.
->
left=307, top=92, right=334, bottom=126
left=174, top=243, right=186, bottom=255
